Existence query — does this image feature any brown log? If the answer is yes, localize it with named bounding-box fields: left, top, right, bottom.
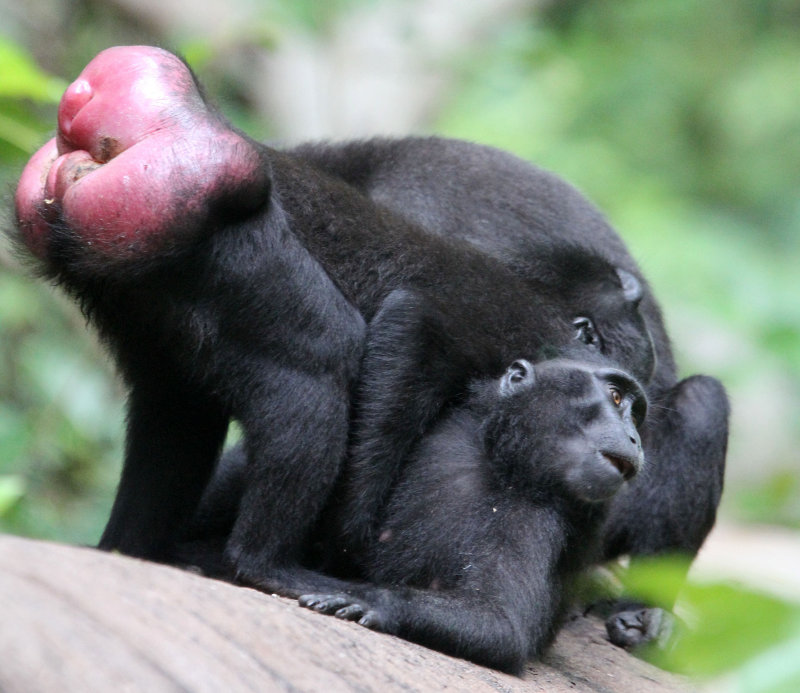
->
left=0, top=534, right=690, bottom=692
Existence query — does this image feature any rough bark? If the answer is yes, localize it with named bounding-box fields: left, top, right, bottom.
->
left=0, top=534, right=690, bottom=692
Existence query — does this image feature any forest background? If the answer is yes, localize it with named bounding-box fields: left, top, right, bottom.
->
left=1, top=1, right=798, bottom=690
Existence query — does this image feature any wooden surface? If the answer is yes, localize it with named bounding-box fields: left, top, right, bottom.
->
left=0, top=534, right=690, bottom=692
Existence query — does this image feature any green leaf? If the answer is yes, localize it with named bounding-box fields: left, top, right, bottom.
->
left=617, top=556, right=800, bottom=678
left=667, top=584, right=800, bottom=677
left=735, top=629, right=800, bottom=693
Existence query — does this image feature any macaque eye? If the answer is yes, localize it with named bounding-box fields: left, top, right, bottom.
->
left=573, top=316, right=599, bottom=347
left=609, top=386, right=623, bottom=407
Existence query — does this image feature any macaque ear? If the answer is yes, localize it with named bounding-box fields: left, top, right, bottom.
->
left=500, top=359, right=535, bottom=396
left=616, top=268, right=643, bottom=305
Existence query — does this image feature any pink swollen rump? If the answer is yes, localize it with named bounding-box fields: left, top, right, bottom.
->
left=15, top=45, right=268, bottom=261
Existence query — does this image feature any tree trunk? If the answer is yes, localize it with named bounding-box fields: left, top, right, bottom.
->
left=0, top=534, right=690, bottom=692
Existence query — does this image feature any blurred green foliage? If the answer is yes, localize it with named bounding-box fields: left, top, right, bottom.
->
left=0, top=37, right=123, bottom=542
left=437, top=0, right=800, bottom=366
left=735, top=471, right=800, bottom=528
left=434, top=0, right=800, bottom=528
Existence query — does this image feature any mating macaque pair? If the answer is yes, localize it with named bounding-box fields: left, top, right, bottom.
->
left=14, top=46, right=728, bottom=673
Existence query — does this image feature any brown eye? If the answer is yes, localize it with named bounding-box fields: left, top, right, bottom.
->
left=610, top=387, right=623, bottom=406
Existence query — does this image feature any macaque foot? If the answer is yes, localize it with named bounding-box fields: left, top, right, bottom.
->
left=299, top=593, right=385, bottom=629
left=605, top=606, right=676, bottom=650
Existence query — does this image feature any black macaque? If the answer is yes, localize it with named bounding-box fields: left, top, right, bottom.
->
left=291, top=139, right=730, bottom=643
left=13, top=46, right=728, bottom=620
left=292, top=137, right=729, bottom=566
left=13, top=46, right=654, bottom=595
left=184, top=353, right=648, bottom=674
left=305, top=293, right=650, bottom=671
left=295, top=138, right=729, bottom=646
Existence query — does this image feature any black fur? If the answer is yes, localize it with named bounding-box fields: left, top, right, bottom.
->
left=290, top=137, right=729, bottom=565
left=187, top=350, right=647, bottom=674
left=13, top=49, right=727, bottom=605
